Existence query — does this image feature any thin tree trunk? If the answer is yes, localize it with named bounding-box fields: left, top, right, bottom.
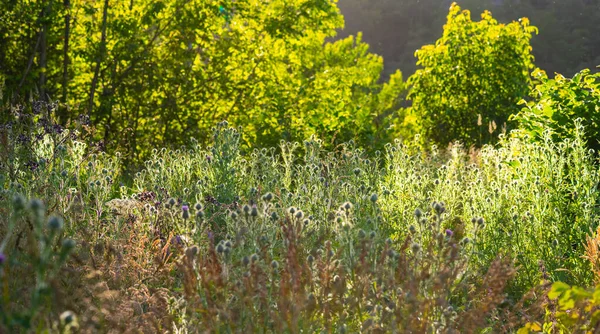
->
left=88, top=0, right=109, bottom=117
left=61, top=0, right=70, bottom=104
left=39, top=1, right=51, bottom=101
left=58, top=0, right=71, bottom=123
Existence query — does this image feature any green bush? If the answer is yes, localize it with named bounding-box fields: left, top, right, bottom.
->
left=513, top=67, right=600, bottom=152
left=406, top=2, right=537, bottom=147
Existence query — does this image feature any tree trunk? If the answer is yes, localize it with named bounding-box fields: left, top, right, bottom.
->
left=39, top=1, right=51, bottom=101
left=88, top=0, right=109, bottom=117
left=59, top=0, right=71, bottom=123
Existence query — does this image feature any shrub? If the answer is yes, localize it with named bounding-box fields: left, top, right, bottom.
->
left=512, top=67, right=600, bottom=152
left=407, top=2, right=537, bottom=147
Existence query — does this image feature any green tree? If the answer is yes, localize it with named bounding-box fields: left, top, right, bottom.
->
left=406, top=3, right=537, bottom=147
left=1, top=0, right=405, bottom=164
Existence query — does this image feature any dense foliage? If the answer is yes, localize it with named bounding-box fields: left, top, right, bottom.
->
left=1, top=105, right=600, bottom=331
left=1, top=0, right=600, bottom=332
left=406, top=3, right=536, bottom=147
left=514, top=67, right=600, bottom=152
left=0, top=0, right=404, bottom=162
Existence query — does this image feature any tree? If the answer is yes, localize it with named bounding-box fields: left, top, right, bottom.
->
left=406, top=2, right=537, bottom=147
left=1, top=0, right=405, bottom=164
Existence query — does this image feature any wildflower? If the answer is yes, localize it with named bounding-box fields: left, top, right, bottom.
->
left=270, top=212, right=279, bottom=221
left=13, top=194, right=26, bottom=211
left=225, top=240, right=232, bottom=248
left=194, top=203, right=203, bottom=211
left=445, top=229, right=453, bottom=237
left=477, top=217, right=485, bottom=227
left=369, top=231, right=377, bottom=239
left=243, top=204, right=250, bottom=215
left=262, top=192, right=274, bottom=202
left=29, top=199, right=45, bottom=213
left=250, top=253, right=259, bottom=263
left=461, top=237, right=471, bottom=245
left=287, top=207, right=296, bottom=215
left=0, top=252, right=6, bottom=266
left=307, top=255, right=314, bottom=264
left=168, top=198, right=176, bottom=207
left=216, top=244, right=225, bottom=254
left=62, top=239, right=76, bottom=251
left=182, top=205, right=190, bottom=219
left=434, top=202, right=445, bottom=215
left=409, top=225, right=417, bottom=234
left=250, top=205, right=259, bottom=217
left=353, top=168, right=361, bottom=176
left=358, top=229, right=366, bottom=239
left=414, top=208, right=423, bottom=219
left=48, top=216, right=64, bottom=231
left=60, top=310, right=77, bottom=325
left=370, top=193, right=378, bottom=203
left=271, top=260, right=279, bottom=269
left=242, top=256, right=250, bottom=266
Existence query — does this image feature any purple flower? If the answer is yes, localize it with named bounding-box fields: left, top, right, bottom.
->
left=0, top=252, right=6, bottom=265
left=182, top=205, right=189, bottom=212
left=445, top=229, right=453, bottom=237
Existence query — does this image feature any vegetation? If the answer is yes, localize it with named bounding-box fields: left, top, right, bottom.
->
left=406, top=3, right=536, bottom=146
left=1, top=0, right=600, bottom=332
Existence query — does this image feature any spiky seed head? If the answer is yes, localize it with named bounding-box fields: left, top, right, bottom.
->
left=230, top=211, right=238, bottom=220
left=225, top=240, right=232, bottom=248
left=250, top=206, right=259, bottom=217
left=168, top=198, right=176, bottom=206
left=409, top=225, right=416, bottom=234
left=242, top=256, right=250, bottom=266
left=295, top=210, right=304, bottom=220
left=48, top=216, right=64, bottom=231
left=369, top=231, right=376, bottom=239
left=196, top=211, right=204, bottom=219
left=270, top=211, right=279, bottom=221
left=477, top=217, right=485, bottom=226
left=243, top=204, right=250, bottom=214
left=13, top=194, right=26, bottom=211
left=358, top=229, right=366, bottom=239
left=353, top=168, right=361, bottom=176
left=60, top=310, right=76, bottom=325
left=411, top=243, right=421, bottom=253
left=271, top=260, right=279, bottom=269
left=216, top=244, right=225, bottom=254
left=262, top=192, right=273, bottom=202
left=195, top=203, right=203, bottom=211
left=62, top=239, right=76, bottom=252
left=370, top=193, right=378, bottom=203
left=250, top=253, right=259, bottom=263
left=343, top=202, right=353, bottom=211
left=307, top=255, right=314, bottom=264
left=414, top=208, right=422, bottom=219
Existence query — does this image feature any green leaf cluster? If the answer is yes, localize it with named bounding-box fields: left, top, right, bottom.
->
left=513, top=67, right=600, bottom=152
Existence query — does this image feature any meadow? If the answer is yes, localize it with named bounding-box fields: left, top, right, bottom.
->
left=2, top=113, right=600, bottom=332
left=2, top=0, right=600, bottom=332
